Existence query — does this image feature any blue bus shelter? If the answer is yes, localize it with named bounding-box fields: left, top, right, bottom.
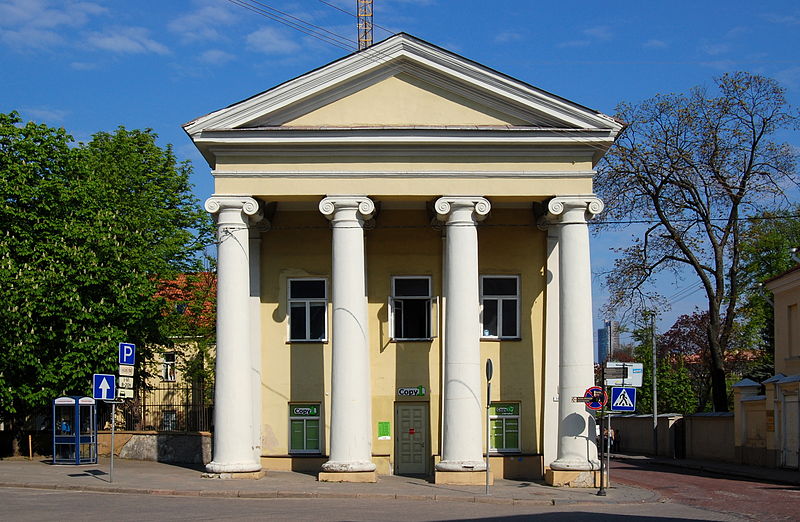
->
left=52, top=396, right=98, bottom=465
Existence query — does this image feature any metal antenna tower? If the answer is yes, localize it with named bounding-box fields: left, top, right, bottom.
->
left=357, top=0, right=373, bottom=50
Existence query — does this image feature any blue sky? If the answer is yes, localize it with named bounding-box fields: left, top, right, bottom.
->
left=3, top=0, right=800, bottom=346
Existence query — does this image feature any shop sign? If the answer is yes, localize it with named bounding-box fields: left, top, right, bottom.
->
left=489, top=403, right=519, bottom=416
left=397, top=386, right=426, bottom=397
left=291, top=404, right=319, bottom=417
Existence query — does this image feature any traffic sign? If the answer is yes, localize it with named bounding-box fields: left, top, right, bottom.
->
left=119, top=365, right=134, bottom=377
left=118, top=376, right=134, bottom=389
left=610, top=387, right=637, bottom=412
left=118, top=388, right=134, bottom=399
left=119, top=342, right=136, bottom=366
left=584, top=386, right=607, bottom=411
left=93, top=374, right=116, bottom=401
left=605, top=362, right=643, bottom=387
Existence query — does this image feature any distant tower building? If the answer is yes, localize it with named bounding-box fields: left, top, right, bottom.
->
left=597, top=320, right=620, bottom=362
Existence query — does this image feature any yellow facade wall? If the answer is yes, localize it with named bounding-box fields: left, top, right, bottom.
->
left=285, top=73, right=529, bottom=127
left=257, top=207, right=546, bottom=473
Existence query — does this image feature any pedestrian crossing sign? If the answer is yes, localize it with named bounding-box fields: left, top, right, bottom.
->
left=610, top=386, right=636, bottom=412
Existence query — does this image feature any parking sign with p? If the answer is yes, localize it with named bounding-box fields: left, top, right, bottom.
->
left=119, top=342, right=136, bottom=366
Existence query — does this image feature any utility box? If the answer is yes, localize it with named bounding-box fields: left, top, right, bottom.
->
left=52, top=396, right=97, bottom=465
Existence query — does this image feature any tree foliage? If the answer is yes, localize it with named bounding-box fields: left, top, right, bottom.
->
left=0, top=112, right=213, bottom=424
left=596, top=72, right=799, bottom=412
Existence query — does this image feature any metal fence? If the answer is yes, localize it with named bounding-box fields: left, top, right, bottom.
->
left=98, top=382, right=212, bottom=432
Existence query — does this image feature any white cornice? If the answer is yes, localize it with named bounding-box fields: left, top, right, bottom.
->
left=183, top=34, right=623, bottom=137
left=211, top=170, right=596, bottom=179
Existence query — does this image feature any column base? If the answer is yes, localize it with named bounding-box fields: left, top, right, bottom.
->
left=205, top=460, right=262, bottom=474
left=545, top=469, right=600, bottom=488
left=202, top=470, right=267, bottom=480
left=321, top=459, right=376, bottom=473
left=435, top=471, right=493, bottom=485
left=318, top=471, right=378, bottom=483
left=435, top=459, right=487, bottom=472
left=549, top=456, right=599, bottom=471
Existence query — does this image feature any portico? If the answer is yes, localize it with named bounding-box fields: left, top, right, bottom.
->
left=185, top=33, right=622, bottom=484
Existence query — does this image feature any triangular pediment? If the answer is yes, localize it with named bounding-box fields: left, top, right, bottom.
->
left=184, top=33, right=622, bottom=135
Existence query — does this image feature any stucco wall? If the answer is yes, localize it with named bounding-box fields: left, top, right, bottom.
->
left=257, top=206, right=546, bottom=475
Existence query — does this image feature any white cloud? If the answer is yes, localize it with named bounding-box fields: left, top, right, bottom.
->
left=761, top=12, right=800, bottom=25
left=494, top=31, right=524, bottom=44
left=246, top=26, right=301, bottom=55
left=199, top=49, right=235, bottom=65
left=643, top=39, right=667, bottom=49
left=583, top=25, right=613, bottom=41
left=700, top=43, right=729, bottom=56
left=557, top=39, right=590, bottom=49
left=0, top=27, right=63, bottom=50
left=775, top=66, right=800, bottom=91
left=22, top=106, right=69, bottom=123
left=168, top=4, right=237, bottom=43
left=87, top=26, right=170, bottom=55
left=0, top=0, right=106, bottom=51
left=0, top=0, right=106, bottom=28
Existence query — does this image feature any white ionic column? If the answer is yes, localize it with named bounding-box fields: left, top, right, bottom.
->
left=544, top=195, right=603, bottom=471
left=205, top=195, right=262, bottom=473
left=434, top=196, right=490, bottom=472
left=319, top=196, right=376, bottom=473
left=249, top=220, right=268, bottom=464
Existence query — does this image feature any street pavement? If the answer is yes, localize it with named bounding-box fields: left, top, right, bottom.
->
left=0, top=456, right=654, bottom=506
left=1, top=454, right=797, bottom=520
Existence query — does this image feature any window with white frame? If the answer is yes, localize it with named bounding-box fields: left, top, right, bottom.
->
left=161, top=352, right=176, bottom=382
left=489, top=402, right=520, bottom=452
left=390, top=276, right=433, bottom=341
left=162, top=410, right=177, bottom=431
left=289, top=403, right=321, bottom=453
left=288, top=279, right=327, bottom=342
left=481, top=276, right=519, bottom=339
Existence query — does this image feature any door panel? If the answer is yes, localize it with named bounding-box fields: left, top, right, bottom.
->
left=395, top=403, right=428, bottom=475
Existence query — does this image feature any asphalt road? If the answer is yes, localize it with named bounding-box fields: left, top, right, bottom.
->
left=611, top=458, right=800, bottom=521
left=0, top=487, right=742, bottom=521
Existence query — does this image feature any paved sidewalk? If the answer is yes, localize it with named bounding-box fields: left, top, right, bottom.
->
left=0, top=457, right=656, bottom=506
left=614, top=453, right=800, bottom=486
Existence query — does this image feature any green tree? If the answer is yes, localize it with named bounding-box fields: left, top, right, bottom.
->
left=630, top=315, right=697, bottom=415
left=0, top=112, right=213, bottom=430
left=596, top=72, right=798, bottom=412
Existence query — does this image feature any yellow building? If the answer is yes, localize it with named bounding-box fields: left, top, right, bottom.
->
left=735, top=264, right=800, bottom=469
left=184, top=34, right=622, bottom=485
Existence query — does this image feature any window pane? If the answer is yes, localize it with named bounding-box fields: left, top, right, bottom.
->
left=491, top=419, right=504, bottom=449
left=309, top=303, right=326, bottom=340
left=506, top=418, right=519, bottom=449
left=482, top=299, right=498, bottom=337
left=306, top=419, right=320, bottom=450
left=394, top=278, right=430, bottom=297
left=483, top=277, right=516, bottom=296
left=400, top=299, right=428, bottom=338
left=290, top=303, right=307, bottom=340
left=290, top=420, right=305, bottom=450
left=290, top=280, right=325, bottom=299
left=501, top=299, right=517, bottom=337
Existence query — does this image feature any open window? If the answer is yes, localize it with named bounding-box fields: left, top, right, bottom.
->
left=389, top=276, right=435, bottom=341
left=481, top=275, right=520, bottom=339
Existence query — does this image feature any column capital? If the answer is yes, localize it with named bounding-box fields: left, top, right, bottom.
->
left=434, top=196, right=491, bottom=223
left=539, top=195, right=603, bottom=226
left=319, top=196, right=375, bottom=224
left=205, top=195, right=261, bottom=216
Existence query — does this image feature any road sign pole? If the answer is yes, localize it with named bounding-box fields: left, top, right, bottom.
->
left=597, top=364, right=607, bottom=497
left=110, top=401, right=115, bottom=483
left=485, top=359, right=493, bottom=496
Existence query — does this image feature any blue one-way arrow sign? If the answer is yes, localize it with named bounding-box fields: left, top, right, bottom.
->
left=93, top=374, right=116, bottom=401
